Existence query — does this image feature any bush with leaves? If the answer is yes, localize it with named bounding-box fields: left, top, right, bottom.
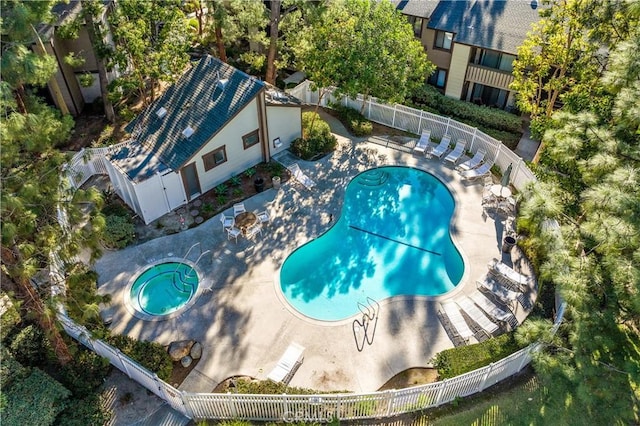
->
left=433, top=333, right=525, bottom=379
left=0, top=294, right=21, bottom=342
left=3, top=368, right=71, bottom=426
left=59, top=349, right=111, bottom=396
left=101, top=215, right=136, bottom=249
left=9, top=324, right=50, bottom=366
left=291, top=111, right=338, bottom=160
left=105, top=334, right=173, bottom=381
left=411, top=85, right=523, bottom=134
left=330, top=104, right=373, bottom=136
left=65, top=263, right=111, bottom=329
left=55, top=393, right=111, bottom=426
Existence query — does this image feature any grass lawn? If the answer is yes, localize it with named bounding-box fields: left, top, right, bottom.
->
left=427, top=370, right=553, bottom=426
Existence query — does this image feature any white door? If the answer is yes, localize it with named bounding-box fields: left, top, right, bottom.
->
left=160, top=171, right=186, bottom=211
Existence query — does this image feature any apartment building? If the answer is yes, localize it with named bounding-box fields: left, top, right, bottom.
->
left=396, top=0, right=542, bottom=110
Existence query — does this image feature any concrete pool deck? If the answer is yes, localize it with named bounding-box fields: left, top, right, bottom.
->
left=96, top=125, right=536, bottom=394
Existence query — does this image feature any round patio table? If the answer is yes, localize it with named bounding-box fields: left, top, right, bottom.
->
left=490, top=184, right=512, bottom=198
left=235, top=211, right=258, bottom=235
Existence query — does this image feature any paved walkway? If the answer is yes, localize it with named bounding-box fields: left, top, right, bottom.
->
left=96, top=114, right=536, bottom=395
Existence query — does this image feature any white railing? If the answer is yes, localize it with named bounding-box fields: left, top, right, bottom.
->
left=287, top=80, right=535, bottom=191
left=64, top=140, right=131, bottom=189
left=59, top=303, right=565, bottom=422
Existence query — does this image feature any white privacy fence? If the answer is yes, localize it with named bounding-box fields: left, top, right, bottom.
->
left=288, top=81, right=535, bottom=191
left=59, top=303, right=566, bottom=422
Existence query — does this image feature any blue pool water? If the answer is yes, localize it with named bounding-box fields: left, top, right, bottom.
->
left=279, top=166, right=464, bottom=321
left=129, top=262, right=199, bottom=317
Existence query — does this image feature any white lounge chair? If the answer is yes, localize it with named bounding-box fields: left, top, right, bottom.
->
left=456, top=297, right=499, bottom=336
left=226, top=226, right=242, bottom=243
left=219, top=213, right=234, bottom=230
left=412, top=129, right=432, bottom=155
left=460, top=161, right=493, bottom=181
left=233, top=202, right=246, bottom=216
left=477, top=275, right=520, bottom=309
left=267, top=342, right=305, bottom=384
left=288, top=163, right=316, bottom=190
left=488, top=258, right=531, bottom=291
left=444, top=139, right=467, bottom=165
left=456, top=149, right=486, bottom=172
left=469, top=292, right=515, bottom=324
left=440, top=301, right=474, bottom=343
left=428, top=134, right=452, bottom=159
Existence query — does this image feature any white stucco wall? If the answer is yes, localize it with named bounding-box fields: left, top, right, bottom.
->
left=191, top=98, right=263, bottom=194
left=445, top=44, right=471, bottom=99
left=266, top=105, right=302, bottom=156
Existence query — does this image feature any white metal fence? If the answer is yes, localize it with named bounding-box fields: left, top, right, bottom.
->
left=288, top=81, right=535, bottom=191
left=59, top=303, right=565, bottom=422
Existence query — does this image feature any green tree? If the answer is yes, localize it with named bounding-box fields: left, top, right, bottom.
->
left=516, top=12, right=640, bottom=422
left=295, top=0, right=432, bottom=113
left=511, top=0, right=639, bottom=162
left=1, top=0, right=105, bottom=364
left=108, top=0, right=191, bottom=106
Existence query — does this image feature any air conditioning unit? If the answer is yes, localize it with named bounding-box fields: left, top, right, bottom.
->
left=156, top=107, right=167, bottom=119
left=182, top=126, right=194, bottom=138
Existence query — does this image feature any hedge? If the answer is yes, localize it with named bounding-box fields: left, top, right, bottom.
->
left=291, top=111, right=338, bottom=160
left=433, top=333, right=526, bottom=379
left=105, top=334, right=173, bottom=381
left=411, top=85, right=523, bottom=134
left=330, top=103, right=373, bottom=136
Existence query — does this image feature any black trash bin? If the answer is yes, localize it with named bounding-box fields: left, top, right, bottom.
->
left=254, top=177, right=265, bottom=193
left=502, top=236, right=517, bottom=252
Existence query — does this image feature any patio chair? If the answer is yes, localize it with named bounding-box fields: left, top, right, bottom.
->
left=288, top=163, right=316, bottom=190
left=443, top=139, right=467, bottom=165
left=245, top=223, right=263, bottom=240
left=428, top=134, right=452, bottom=159
left=440, top=301, right=474, bottom=343
left=456, top=297, right=499, bottom=336
left=477, top=275, right=520, bottom=309
left=460, top=161, right=493, bottom=181
left=226, top=226, right=242, bottom=243
left=267, top=342, right=305, bottom=384
left=219, top=213, right=234, bottom=230
left=456, top=149, right=486, bottom=172
left=254, top=209, right=270, bottom=224
left=412, top=129, right=432, bottom=155
left=233, top=203, right=246, bottom=216
left=469, top=292, right=516, bottom=325
left=488, top=258, right=531, bottom=291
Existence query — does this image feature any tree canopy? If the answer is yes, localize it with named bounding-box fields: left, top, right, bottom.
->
left=516, top=3, right=640, bottom=421
left=295, top=0, right=432, bottom=110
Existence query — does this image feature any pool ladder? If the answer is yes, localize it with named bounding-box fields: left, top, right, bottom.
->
left=172, top=242, right=210, bottom=292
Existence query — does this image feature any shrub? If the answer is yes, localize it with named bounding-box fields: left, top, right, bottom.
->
left=101, top=215, right=135, bottom=249
left=291, top=112, right=338, bottom=160
left=0, top=348, right=27, bottom=389
left=330, top=103, right=373, bottom=136
left=411, top=85, right=523, bottom=134
left=214, top=183, right=228, bottom=195
left=59, top=350, right=111, bottom=396
left=3, top=368, right=71, bottom=426
left=433, top=333, right=525, bottom=379
left=0, top=295, right=21, bottom=343
left=105, top=334, right=173, bottom=381
left=55, top=394, right=111, bottom=426
left=9, top=324, right=50, bottom=366
left=101, top=199, right=130, bottom=218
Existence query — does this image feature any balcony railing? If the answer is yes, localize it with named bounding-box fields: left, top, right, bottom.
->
left=465, top=64, right=514, bottom=90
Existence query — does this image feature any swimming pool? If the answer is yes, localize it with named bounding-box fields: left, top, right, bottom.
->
left=279, top=166, right=464, bottom=321
left=126, top=261, right=200, bottom=320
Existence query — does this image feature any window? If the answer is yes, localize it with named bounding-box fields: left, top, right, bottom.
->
left=406, top=16, right=423, bottom=38
left=242, top=129, right=260, bottom=149
left=202, top=146, right=227, bottom=171
left=434, top=31, right=453, bottom=50
left=428, top=68, right=447, bottom=88
left=472, top=48, right=516, bottom=72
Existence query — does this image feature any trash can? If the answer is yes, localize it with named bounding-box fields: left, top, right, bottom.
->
left=254, top=177, right=265, bottom=193
left=502, top=235, right=517, bottom=252
left=272, top=176, right=281, bottom=190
